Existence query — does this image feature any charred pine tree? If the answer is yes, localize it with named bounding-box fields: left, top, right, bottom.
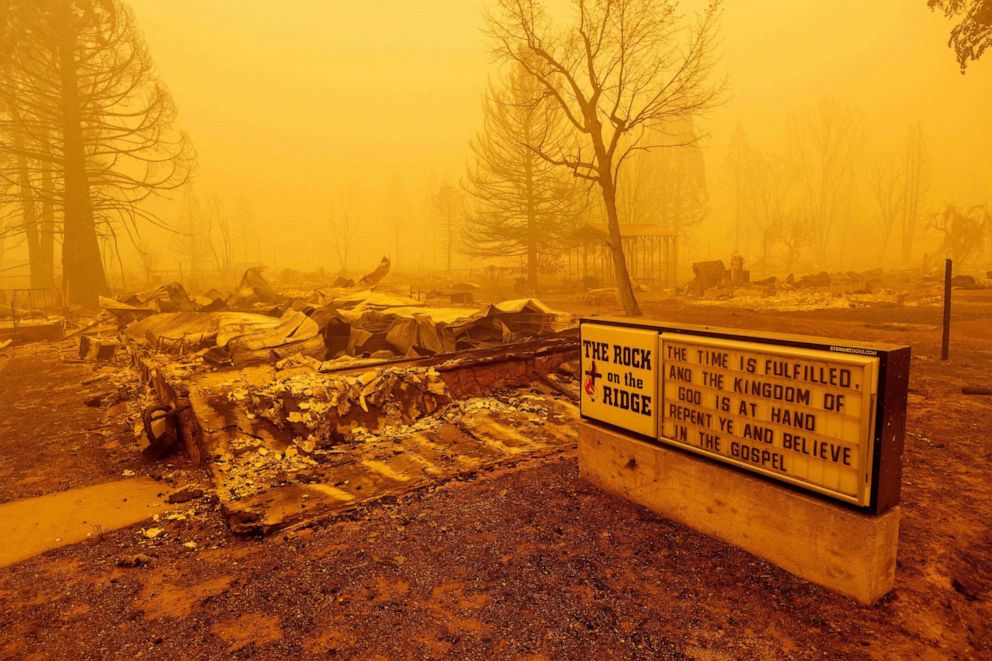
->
left=486, top=0, right=723, bottom=315
left=463, top=60, right=585, bottom=293
left=0, top=0, right=195, bottom=306
left=0, top=5, right=56, bottom=288
left=0, top=111, right=58, bottom=290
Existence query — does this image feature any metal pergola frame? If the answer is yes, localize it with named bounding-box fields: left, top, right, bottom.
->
left=563, top=224, right=678, bottom=289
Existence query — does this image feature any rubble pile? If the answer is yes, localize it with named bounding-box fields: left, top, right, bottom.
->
left=101, top=260, right=572, bottom=369
left=680, top=254, right=987, bottom=310
left=123, top=308, right=324, bottom=366
left=150, top=331, right=578, bottom=532
left=213, top=435, right=319, bottom=500
left=210, top=392, right=540, bottom=503
left=80, top=257, right=583, bottom=533
left=225, top=364, right=451, bottom=452
left=213, top=382, right=580, bottom=533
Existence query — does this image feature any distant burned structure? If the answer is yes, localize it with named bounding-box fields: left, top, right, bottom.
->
left=562, top=223, right=678, bottom=290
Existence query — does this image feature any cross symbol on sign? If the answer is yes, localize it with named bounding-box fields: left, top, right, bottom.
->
left=584, top=360, right=603, bottom=400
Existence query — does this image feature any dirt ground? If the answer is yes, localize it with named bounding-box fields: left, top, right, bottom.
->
left=0, top=291, right=990, bottom=659
left=0, top=343, right=156, bottom=504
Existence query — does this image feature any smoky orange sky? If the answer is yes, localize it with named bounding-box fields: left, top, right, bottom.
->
left=126, top=0, right=992, bottom=274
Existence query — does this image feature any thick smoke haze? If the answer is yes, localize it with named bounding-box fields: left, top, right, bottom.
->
left=5, top=0, right=992, bottom=285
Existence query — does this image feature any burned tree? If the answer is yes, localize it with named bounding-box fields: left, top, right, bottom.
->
left=786, top=101, right=860, bottom=267
left=486, top=0, right=723, bottom=315
left=204, top=195, right=233, bottom=280
left=728, top=130, right=825, bottom=275
left=867, top=152, right=905, bottom=263
left=898, top=123, right=927, bottom=266
left=463, top=60, right=585, bottom=293
left=329, top=189, right=361, bottom=273
left=932, top=204, right=990, bottom=266
left=929, top=0, right=992, bottom=71
left=383, top=175, right=407, bottom=271
left=172, top=184, right=206, bottom=283
left=615, top=116, right=709, bottom=249
left=0, top=125, right=58, bottom=290
left=739, top=145, right=813, bottom=274
left=432, top=180, right=462, bottom=272
left=726, top=124, right=747, bottom=253
left=0, top=4, right=57, bottom=289
left=867, top=124, right=927, bottom=266
left=0, top=0, right=195, bottom=305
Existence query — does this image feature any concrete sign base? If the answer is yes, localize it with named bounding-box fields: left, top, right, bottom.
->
left=578, top=420, right=899, bottom=605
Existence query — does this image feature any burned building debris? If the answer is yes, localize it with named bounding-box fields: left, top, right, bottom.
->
left=14, top=257, right=987, bottom=539
left=81, top=262, right=581, bottom=534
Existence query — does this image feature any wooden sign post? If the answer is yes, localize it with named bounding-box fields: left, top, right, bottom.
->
left=579, top=316, right=910, bottom=604
left=942, top=258, right=952, bottom=361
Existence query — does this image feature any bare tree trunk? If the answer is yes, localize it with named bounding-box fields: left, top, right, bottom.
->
left=592, top=128, right=641, bottom=316
left=762, top=230, right=770, bottom=274
left=524, top=158, right=538, bottom=294
left=5, top=102, right=44, bottom=288
left=394, top=227, right=400, bottom=273
left=13, top=142, right=43, bottom=288
left=901, top=126, right=923, bottom=267
left=446, top=209, right=453, bottom=272
left=11, top=147, right=55, bottom=290
left=602, top=185, right=640, bottom=315
left=38, top=137, right=56, bottom=289
left=58, top=12, right=108, bottom=307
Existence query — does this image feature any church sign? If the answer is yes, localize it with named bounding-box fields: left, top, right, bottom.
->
left=581, top=324, right=659, bottom=438
left=580, top=317, right=910, bottom=514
